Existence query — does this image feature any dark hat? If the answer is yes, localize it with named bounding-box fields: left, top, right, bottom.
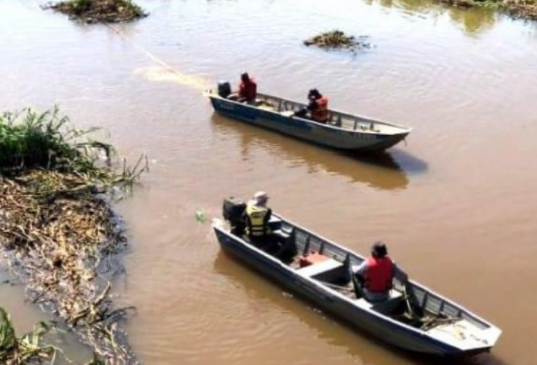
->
left=241, top=72, right=250, bottom=81
left=308, top=88, right=321, bottom=99
left=371, top=241, right=388, bottom=258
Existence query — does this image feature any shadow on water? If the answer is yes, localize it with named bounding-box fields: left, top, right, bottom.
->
left=211, top=113, right=428, bottom=190
left=213, top=250, right=509, bottom=365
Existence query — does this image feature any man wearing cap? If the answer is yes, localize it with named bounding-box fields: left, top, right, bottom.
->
left=244, top=191, right=272, bottom=247
left=354, top=242, right=409, bottom=302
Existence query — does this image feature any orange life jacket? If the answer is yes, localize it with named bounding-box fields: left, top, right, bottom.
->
left=311, top=96, right=328, bottom=123
left=364, top=256, right=394, bottom=293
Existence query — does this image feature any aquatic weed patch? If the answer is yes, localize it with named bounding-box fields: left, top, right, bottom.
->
left=0, top=108, right=146, bottom=364
left=304, top=30, right=371, bottom=52
left=44, top=0, right=147, bottom=24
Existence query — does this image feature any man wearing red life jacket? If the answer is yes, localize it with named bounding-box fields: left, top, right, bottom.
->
left=307, top=89, right=329, bottom=123
left=293, top=89, right=329, bottom=123
left=354, top=242, right=408, bottom=302
left=238, top=72, right=257, bottom=103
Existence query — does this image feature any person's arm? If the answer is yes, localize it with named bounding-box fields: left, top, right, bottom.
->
left=307, top=99, right=318, bottom=111
left=263, top=208, right=272, bottom=232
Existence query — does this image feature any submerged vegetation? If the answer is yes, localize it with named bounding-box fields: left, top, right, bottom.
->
left=45, top=0, right=147, bottom=24
left=304, top=30, right=370, bottom=52
left=0, top=108, right=147, bottom=364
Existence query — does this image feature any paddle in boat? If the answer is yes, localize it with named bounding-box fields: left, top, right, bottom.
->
left=212, top=197, right=502, bottom=356
left=207, top=82, right=412, bottom=152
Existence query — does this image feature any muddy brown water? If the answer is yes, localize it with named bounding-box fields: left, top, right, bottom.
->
left=1, top=0, right=537, bottom=364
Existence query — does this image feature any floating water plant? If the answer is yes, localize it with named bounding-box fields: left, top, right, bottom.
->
left=44, top=0, right=148, bottom=24
left=304, top=30, right=370, bottom=51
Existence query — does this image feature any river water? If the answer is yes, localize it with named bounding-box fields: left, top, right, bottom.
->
left=1, top=0, right=537, bottom=364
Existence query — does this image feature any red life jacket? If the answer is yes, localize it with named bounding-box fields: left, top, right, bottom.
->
left=312, top=96, right=328, bottom=123
left=239, top=78, right=257, bottom=102
left=364, top=256, right=394, bottom=293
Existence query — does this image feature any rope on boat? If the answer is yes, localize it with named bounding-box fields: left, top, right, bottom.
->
left=105, top=24, right=211, bottom=91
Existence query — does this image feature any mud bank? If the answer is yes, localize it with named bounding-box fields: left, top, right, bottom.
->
left=0, top=108, right=146, bottom=364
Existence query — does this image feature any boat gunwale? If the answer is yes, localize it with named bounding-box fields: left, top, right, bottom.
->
left=208, top=92, right=412, bottom=136
left=213, top=215, right=501, bottom=353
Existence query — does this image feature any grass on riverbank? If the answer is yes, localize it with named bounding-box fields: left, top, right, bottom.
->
left=1, top=306, right=106, bottom=364
left=0, top=307, right=55, bottom=365
left=45, top=0, right=147, bottom=24
left=0, top=108, right=145, bottom=364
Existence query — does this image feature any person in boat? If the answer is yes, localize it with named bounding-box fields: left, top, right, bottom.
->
left=228, top=72, right=257, bottom=104
left=294, top=89, right=329, bottom=124
left=242, top=191, right=293, bottom=257
left=354, top=242, right=408, bottom=302
left=243, top=191, right=273, bottom=246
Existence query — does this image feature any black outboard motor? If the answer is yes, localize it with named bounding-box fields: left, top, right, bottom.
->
left=217, top=81, right=232, bottom=98
left=223, top=197, right=246, bottom=236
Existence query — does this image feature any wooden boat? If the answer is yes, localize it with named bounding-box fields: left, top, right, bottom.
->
left=207, top=87, right=412, bottom=152
left=212, top=201, right=502, bottom=356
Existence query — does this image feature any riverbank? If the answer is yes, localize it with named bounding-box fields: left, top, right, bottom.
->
left=0, top=108, right=146, bottom=364
left=440, top=0, right=537, bottom=20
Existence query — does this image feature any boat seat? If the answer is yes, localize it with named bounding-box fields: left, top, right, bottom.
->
left=355, top=289, right=404, bottom=311
left=296, top=258, right=344, bottom=280
left=280, top=110, right=295, bottom=117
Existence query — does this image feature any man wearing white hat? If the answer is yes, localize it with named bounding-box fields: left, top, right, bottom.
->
left=244, top=191, right=272, bottom=245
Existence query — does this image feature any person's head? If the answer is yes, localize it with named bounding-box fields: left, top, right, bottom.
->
left=241, top=72, right=250, bottom=83
left=371, top=241, right=388, bottom=258
left=308, top=88, right=322, bottom=100
left=253, top=191, right=269, bottom=206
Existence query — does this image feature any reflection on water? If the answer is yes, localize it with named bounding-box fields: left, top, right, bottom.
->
left=365, top=0, right=497, bottom=35
left=211, top=113, right=414, bottom=190
left=214, top=251, right=510, bottom=365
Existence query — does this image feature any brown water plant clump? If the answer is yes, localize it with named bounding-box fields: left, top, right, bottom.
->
left=304, top=30, right=370, bottom=52
left=44, top=0, right=147, bottom=24
left=0, top=108, right=147, bottom=364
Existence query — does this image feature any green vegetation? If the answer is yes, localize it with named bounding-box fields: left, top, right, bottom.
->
left=304, top=30, right=370, bottom=52
left=0, top=306, right=106, bottom=364
left=0, top=107, right=145, bottom=364
left=45, top=0, right=147, bottom=24
left=0, top=307, right=55, bottom=365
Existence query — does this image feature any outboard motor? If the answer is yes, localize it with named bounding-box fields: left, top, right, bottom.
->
left=223, top=197, right=246, bottom=236
left=217, top=81, right=232, bottom=98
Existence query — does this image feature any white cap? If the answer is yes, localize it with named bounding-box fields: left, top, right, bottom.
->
left=253, top=191, right=269, bottom=203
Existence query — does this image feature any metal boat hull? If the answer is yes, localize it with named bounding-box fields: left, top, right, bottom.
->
left=209, top=95, right=409, bottom=152
left=214, top=227, right=473, bottom=356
